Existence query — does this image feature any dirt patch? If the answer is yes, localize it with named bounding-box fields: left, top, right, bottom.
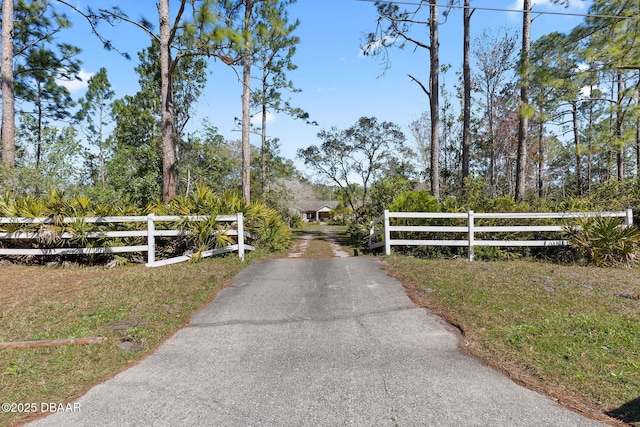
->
left=286, top=226, right=351, bottom=259
left=287, top=233, right=313, bottom=258
left=325, top=230, right=350, bottom=258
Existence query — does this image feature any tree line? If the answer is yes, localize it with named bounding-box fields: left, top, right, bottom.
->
left=347, top=0, right=640, bottom=204
left=1, top=0, right=639, bottom=215
left=0, top=0, right=306, bottom=209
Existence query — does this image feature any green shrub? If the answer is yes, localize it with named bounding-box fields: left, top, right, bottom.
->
left=389, top=190, right=440, bottom=213
left=490, top=196, right=527, bottom=213
left=360, top=179, right=640, bottom=262
left=326, top=202, right=353, bottom=226
left=369, top=175, right=415, bottom=217
left=285, top=211, right=303, bottom=229
left=387, top=191, right=460, bottom=257
left=564, top=217, right=640, bottom=267
left=454, top=176, right=492, bottom=212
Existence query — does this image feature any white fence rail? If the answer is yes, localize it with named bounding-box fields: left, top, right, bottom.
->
left=369, top=209, right=634, bottom=261
left=0, top=212, right=254, bottom=267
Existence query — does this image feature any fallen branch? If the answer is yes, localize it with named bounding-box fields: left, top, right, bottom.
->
left=0, top=337, right=107, bottom=349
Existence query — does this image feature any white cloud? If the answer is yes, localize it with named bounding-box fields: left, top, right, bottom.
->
left=251, top=110, right=275, bottom=126
left=580, top=84, right=608, bottom=98
left=56, top=69, right=94, bottom=94
left=576, top=63, right=589, bottom=72
left=360, top=35, right=396, bottom=57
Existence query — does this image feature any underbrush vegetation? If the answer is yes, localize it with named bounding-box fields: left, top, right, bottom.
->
left=385, top=257, right=640, bottom=425
left=0, top=185, right=291, bottom=265
left=564, top=216, right=640, bottom=267
left=349, top=178, right=640, bottom=267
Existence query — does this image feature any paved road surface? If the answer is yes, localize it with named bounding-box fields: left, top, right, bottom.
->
left=29, top=258, right=605, bottom=426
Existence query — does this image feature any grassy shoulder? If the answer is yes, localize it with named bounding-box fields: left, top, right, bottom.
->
left=0, top=255, right=248, bottom=427
left=384, top=257, right=640, bottom=426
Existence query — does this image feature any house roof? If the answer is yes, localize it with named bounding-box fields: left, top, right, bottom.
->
left=296, top=201, right=339, bottom=212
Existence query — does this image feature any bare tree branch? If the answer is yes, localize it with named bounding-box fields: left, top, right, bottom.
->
left=54, top=1, right=132, bottom=59
left=97, top=8, right=159, bottom=43
left=408, top=73, right=430, bottom=97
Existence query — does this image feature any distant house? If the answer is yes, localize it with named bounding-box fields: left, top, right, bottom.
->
left=295, top=201, right=339, bottom=222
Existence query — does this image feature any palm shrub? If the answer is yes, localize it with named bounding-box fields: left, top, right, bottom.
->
left=344, top=204, right=374, bottom=250
left=0, top=185, right=292, bottom=264
left=162, top=185, right=291, bottom=257
left=563, top=217, right=640, bottom=267
left=0, top=188, right=147, bottom=264
left=2, top=193, right=64, bottom=254
left=287, top=211, right=303, bottom=229
left=345, top=206, right=374, bottom=250
left=242, top=200, right=291, bottom=253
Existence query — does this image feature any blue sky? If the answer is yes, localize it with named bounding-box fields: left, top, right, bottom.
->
left=57, top=0, right=589, bottom=173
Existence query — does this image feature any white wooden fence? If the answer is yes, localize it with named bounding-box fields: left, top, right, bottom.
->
left=369, top=209, right=634, bottom=261
left=0, top=212, right=254, bottom=267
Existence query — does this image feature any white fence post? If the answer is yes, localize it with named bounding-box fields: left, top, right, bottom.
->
left=384, top=210, right=391, bottom=256
left=147, top=213, right=156, bottom=265
left=468, top=210, right=475, bottom=261
left=237, top=212, right=245, bottom=261
left=625, top=208, right=634, bottom=227
left=369, top=220, right=374, bottom=252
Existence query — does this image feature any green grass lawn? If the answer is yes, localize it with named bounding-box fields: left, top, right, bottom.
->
left=0, top=256, right=247, bottom=427
left=384, top=257, right=640, bottom=426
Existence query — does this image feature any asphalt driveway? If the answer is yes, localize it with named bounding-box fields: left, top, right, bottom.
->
left=29, top=258, right=605, bottom=426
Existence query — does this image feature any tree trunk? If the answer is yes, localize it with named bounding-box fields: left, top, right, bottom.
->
left=36, top=85, right=43, bottom=170
left=515, top=0, right=531, bottom=203
left=488, top=104, right=496, bottom=198
left=572, top=101, right=582, bottom=194
left=241, top=0, right=253, bottom=204
left=537, top=121, right=544, bottom=198
left=429, top=0, right=440, bottom=199
left=588, top=82, right=594, bottom=193
left=616, top=71, right=624, bottom=181
left=637, top=74, right=640, bottom=179
left=461, top=0, right=471, bottom=183
left=636, top=116, right=639, bottom=178
left=1, top=0, right=15, bottom=168
left=261, top=65, right=268, bottom=195
left=99, top=100, right=105, bottom=186
left=159, top=0, right=177, bottom=202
